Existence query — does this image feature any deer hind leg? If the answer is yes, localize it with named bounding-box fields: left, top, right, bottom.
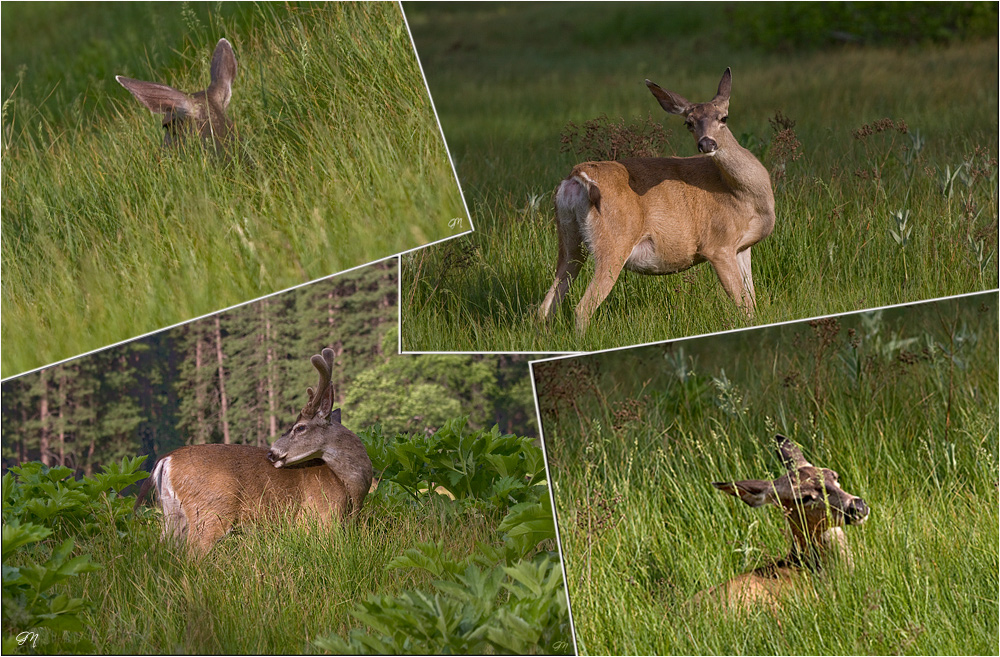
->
left=539, top=179, right=590, bottom=321
left=575, top=243, right=630, bottom=333
left=187, top=511, right=233, bottom=557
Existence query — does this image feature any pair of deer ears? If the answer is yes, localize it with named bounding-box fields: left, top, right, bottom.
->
left=646, top=67, right=732, bottom=116
left=115, top=38, right=237, bottom=117
left=712, top=435, right=812, bottom=508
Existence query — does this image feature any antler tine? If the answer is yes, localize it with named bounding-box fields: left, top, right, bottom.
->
left=301, top=353, right=332, bottom=418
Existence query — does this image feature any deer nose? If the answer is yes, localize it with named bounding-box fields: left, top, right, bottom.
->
left=697, top=137, right=718, bottom=154
left=847, top=498, right=870, bottom=523
left=266, top=450, right=278, bottom=463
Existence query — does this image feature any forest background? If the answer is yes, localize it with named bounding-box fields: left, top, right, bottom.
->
left=0, top=260, right=535, bottom=476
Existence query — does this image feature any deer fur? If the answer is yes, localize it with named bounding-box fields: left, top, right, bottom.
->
left=694, top=435, right=870, bottom=612
left=539, top=68, right=775, bottom=333
left=134, top=348, right=373, bottom=556
left=116, top=38, right=237, bottom=152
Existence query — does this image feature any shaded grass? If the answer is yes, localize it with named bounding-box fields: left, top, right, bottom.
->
left=1, top=2, right=466, bottom=378
left=400, top=3, right=998, bottom=352
left=534, top=292, right=998, bottom=654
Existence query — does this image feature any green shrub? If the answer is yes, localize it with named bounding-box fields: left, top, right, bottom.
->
left=1, top=457, right=147, bottom=652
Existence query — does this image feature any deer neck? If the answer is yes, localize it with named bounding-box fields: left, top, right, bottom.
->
left=320, top=440, right=373, bottom=513
left=708, top=129, right=774, bottom=207
left=787, top=523, right=853, bottom=572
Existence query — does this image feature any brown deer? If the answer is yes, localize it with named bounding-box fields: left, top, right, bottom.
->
left=539, top=68, right=775, bottom=333
left=694, top=435, right=870, bottom=612
left=134, top=348, right=373, bottom=556
left=116, top=38, right=237, bottom=152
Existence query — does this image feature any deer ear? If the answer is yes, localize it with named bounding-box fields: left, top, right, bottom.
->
left=713, top=480, right=774, bottom=508
left=116, top=76, right=195, bottom=117
left=329, top=408, right=341, bottom=424
left=646, top=79, right=692, bottom=115
left=714, top=67, right=732, bottom=103
left=319, top=385, right=334, bottom=416
left=207, top=38, right=237, bottom=109
left=776, top=435, right=812, bottom=470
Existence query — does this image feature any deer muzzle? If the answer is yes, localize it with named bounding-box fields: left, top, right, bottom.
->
left=844, top=497, right=870, bottom=525
left=266, top=449, right=286, bottom=468
left=697, top=137, right=718, bottom=154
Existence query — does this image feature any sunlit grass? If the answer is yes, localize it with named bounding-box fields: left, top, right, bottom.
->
left=536, top=293, right=998, bottom=654
left=400, top=3, right=998, bottom=352
left=1, top=2, right=466, bottom=377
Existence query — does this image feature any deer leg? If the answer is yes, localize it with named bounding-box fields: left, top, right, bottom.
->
left=540, top=183, right=589, bottom=321
left=736, top=247, right=756, bottom=310
left=575, top=251, right=627, bottom=333
left=709, top=252, right=754, bottom=318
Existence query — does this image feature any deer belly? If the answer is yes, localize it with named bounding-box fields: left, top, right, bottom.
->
left=625, top=236, right=698, bottom=275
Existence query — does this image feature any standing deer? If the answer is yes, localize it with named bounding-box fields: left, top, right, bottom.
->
left=539, top=68, right=775, bottom=333
left=134, top=348, right=373, bottom=556
left=116, top=38, right=237, bottom=152
left=694, top=435, right=870, bottom=612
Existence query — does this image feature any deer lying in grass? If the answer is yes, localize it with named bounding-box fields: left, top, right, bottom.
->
left=539, top=68, right=775, bottom=333
left=116, top=38, right=237, bottom=152
left=134, top=348, right=373, bottom=556
left=694, top=435, right=870, bottom=612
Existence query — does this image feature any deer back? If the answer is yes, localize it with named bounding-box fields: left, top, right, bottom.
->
left=161, top=444, right=350, bottom=526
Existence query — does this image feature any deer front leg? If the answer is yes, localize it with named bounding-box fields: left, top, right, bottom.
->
left=736, top=247, right=756, bottom=311
left=709, top=250, right=754, bottom=318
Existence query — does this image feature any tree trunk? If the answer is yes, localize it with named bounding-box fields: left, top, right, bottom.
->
left=57, top=369, right=67, bottom=466
left=194, top=335, right=208, bottom=444
left=38, top=368, right=51, bottom=466
left=264, top=300, right=278, bottom=443
left=215, top=316, right=231, bottom=444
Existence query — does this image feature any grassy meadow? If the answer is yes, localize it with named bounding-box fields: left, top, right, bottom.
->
left=400, top=3, right=998, bottom=352
left=1, top=2, right=466, bottom=378
left=533, top=291, right=998, bottom=654
left=70, top=489, right=507, bottom=652
left=3, top=421, right=568, bottom=654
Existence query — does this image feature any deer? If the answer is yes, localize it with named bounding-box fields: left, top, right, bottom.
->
left=693, top=435, right=870, bottom=613
left=539, top=68, right=775, bottom=333
left=133, top=348, right=374, bottom=556
left=116, top=38, right=237, bottom=152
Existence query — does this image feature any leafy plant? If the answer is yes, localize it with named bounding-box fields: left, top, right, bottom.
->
left=316, top=422, right=569, bottom=655
left=363, top=418, right=547, bottom=515
left=1, top=456, right=147, bottom=651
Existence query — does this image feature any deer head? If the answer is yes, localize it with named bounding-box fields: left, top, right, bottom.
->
left=268, top=348, right=347, bottom=469
left=646, top=68, right=732, bottom=155
left=116, top=38, right=237, bottom=152
left=713, top=435, right=870, bottom=566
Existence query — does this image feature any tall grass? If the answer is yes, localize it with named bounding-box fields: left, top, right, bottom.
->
left=1, top=2, right=466, bottom=378
left=64, top=487, right=498, bottom=653
left=534, top=292, right=997, bottom=654
left=400, top=3, right=998, bottom=352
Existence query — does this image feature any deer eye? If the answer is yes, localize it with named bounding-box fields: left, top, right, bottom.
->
left=799, top=492, right=818, bottom=504
left=294, top=424, right=307, bottom=433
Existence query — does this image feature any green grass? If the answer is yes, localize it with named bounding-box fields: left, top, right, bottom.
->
left=535, top=292, right=998, bottom=654
left=1, top=2, right=466, bottom=378
left=64, top=492, right=495, bottom=653
left=400, top=3, right=998, bottom=352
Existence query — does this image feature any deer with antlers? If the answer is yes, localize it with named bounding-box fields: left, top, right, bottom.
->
left=695, top=435, right=870, bottom=612
left=134, top=348, right=373, bottom=556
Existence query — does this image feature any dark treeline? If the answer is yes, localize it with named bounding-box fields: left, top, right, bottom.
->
left=1, top=259, right=535, bottom=474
